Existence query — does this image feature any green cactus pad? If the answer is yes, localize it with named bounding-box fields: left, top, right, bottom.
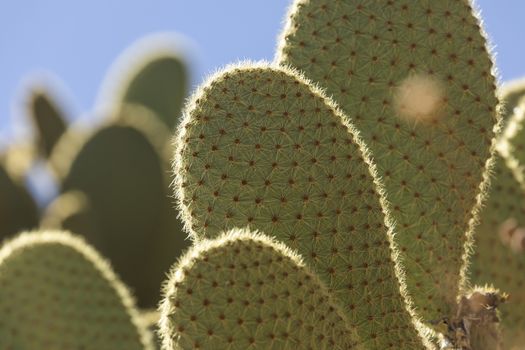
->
left=469, top=158, right=525, bottom=347
left=50, top=108, right=189, bottom=308
left=27, top=89, right=68, bottom=158
left=174, top=64, right=428, bottom=348
left=99, top=36, right=189, bottom=130
left=40, top=191, right=102, bottom=246
left=470, top=148, right=525, bottom=345
left=159, top=228, right=360, bottom=350
left=500, top=78, right=525, bottom=126
left=0, top=162, right=38, bottom=241
left=0, top=230, right=152, bottom=350
left=2, top=142, right=36, bottom=180
left=500, top=101, right=525, bottom=174
left=121, top=55, right=188, bottom=129
left=278, top=0, right=499, bottom=322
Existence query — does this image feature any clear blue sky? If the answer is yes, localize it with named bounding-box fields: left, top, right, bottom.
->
left=1, top=1, right=524, bottom=142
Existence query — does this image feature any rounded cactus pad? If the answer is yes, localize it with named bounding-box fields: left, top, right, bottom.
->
left=0, top=162, right=38, bottom=241
left=470, top=155, right=525, bottom=347
left=50, top=113, right=181, bottom=308
left=40, top=191, right=102, bottom=247
left=0, top=230, right=152, bottom=350
left=60, top=124, right=166, bottom=306
left=98, top=35, right=189, bottom=131
left=470, top=99, right=525, bottom=347
left=279, top=0, right=499, bottom=322
left=27, top=89, right=67, bottom=158
left=174, top=64, right=427, bottom=348
left=159, top=228, right=359, bottom=350
left=50, top=106, right=190, bottom=308
left=500, top=101, right=525, bottom=172
left=499, top=78, right=525, bottom=126
left=121, top=55, right=188, bottom=129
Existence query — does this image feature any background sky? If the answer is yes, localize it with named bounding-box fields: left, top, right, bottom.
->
left=1, top=0, right=524, bottom=144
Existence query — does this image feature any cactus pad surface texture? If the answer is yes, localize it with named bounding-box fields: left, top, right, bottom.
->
left=278, top=0, right=499, bottom=324
left=174, top=64, right=429, bottom=348
left=0, top=230, right=152, bottom=350
left=160, top=228, right=360, bottom=350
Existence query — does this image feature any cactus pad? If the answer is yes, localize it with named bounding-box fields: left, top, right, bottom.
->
left=50, top=114, right=172, bottom=307
left=470, top=109, right=525, bottom=347
left=0, top=230, right=152, bottom=350
left=99, top=36, right=189, bottom=130
left=174, top=64, right=428, bottom=348
left=278, top=0, right=499, bottom=322
left=28, top=89, right=67, bottom=158
left=40, top=190, right=101, bottom=246
left=159, top=228, right=359, bottom=350
left=499, top=79, right=525, bottom=126
left=0, top=162, right=38, bottom=240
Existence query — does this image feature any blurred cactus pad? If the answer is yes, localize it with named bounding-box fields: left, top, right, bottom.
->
left=47, top=106, right=189, bottom=308
left=3, top=1, right=525, bottom=349
left=0, top=230, right=153, bottom=350
left=1, top=34, right=191, bottom=309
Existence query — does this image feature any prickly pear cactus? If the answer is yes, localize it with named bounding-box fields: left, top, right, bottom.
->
left=470, top=104, right=525, bottom=348
left=40, top=190, right=101, bottom=245
left=120, top=55, right=188, bottom=130
left=99, top=36, right=189, bottom=130
left=499, top=79, right=525, bottom=126
left=27, top=88, right=67, bottom=158
left=0, top=230, right=152, bottom=350
left=49, top=106, right=189, bottom=308
left=0, top=162, right=38, bottom=240
left=278, top=0, right=499, bottom=324
left=174, top=64, right=429, bottom=348
left=160, top=228, right=360, bottom=349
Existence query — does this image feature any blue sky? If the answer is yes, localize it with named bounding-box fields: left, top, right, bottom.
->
left=1, top=1, right=524, bottom=142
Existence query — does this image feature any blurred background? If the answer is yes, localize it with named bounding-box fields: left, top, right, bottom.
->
left=1, top=0, right=524, bottom=143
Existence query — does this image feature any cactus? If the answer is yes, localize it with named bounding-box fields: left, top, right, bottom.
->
left=0, top=230, right=152, bottom=350
left=26, top=87, right=68, bottom=158
left=499, top=79, right=525, bottom=126
left=48, top=106, right=190, bottom=308
left=277, top=0, right=499, bottom=326
left=0, top=161, right=38, bottom=241
left=0, top=2, right=519, bottom=349
left=40, top=190, right=101, bottom=245
left=97, top=35, right=189, bottom=130
left=470, top=101, right=525, bottom=348
left=173, top=63, right=430, bottom=348
left=160, top=228, right=359, bottom=349
left=37, top=36, right=192, bottom=309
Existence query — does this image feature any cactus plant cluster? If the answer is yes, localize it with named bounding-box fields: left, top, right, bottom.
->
left=2, top=1, right=525, bottom=349
left=0, top=35, right=190, bottom=309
